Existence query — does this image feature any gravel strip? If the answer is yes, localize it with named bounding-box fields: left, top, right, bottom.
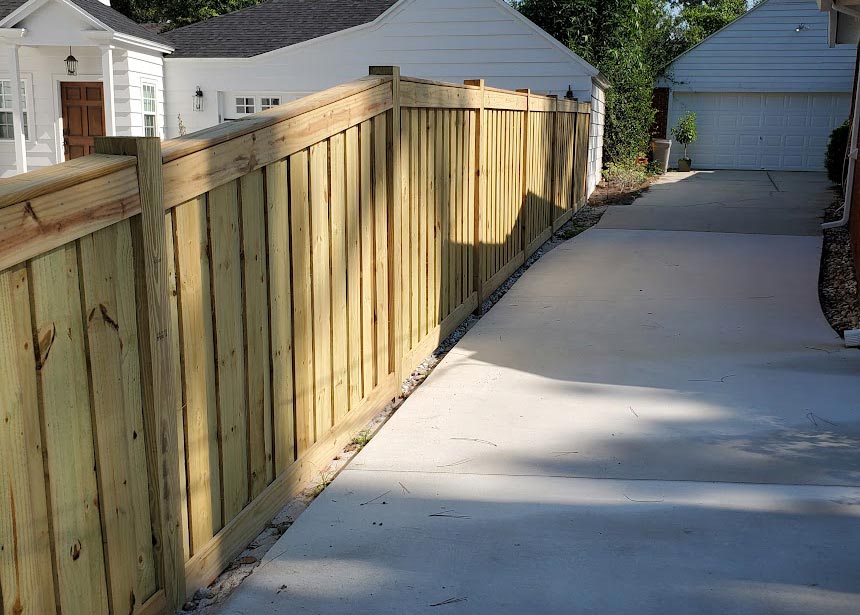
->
left=820, top=197, right=860, bottom=336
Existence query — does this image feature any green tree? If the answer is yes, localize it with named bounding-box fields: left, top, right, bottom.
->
left=673, top=0, right=748, bottom=49
left=515, top=0, right=750, bottom=165
left=516, top=0, right=677, bottom=163
left=112, top=0, right=265, bottom=30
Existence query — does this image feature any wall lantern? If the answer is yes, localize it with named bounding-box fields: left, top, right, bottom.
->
left=565, top=85, right=575, bottom=100
left=795, top=23, right=807, bottom=32
left=193, top=86, right=204, bottom=111
left=65, top=47, right=78, bottom=76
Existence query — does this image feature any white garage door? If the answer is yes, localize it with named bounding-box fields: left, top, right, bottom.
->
left=670, top=92, right=850, bottom=171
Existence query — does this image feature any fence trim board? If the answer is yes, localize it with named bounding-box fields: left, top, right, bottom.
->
left=0, top=153, right=137, bottom=209
left=0, top=164, right=142, bottom=271
left=553, top=208, right=574, bottom=232
left=400, top=292, right=479, bottom=378
left=162, top=83, right=393, bottom=209
left=161, top=76, right=389, bottom=163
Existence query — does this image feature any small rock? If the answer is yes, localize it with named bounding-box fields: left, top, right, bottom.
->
left=193, top=587, right=215, bottom=600
left=237, top=555, right=258, bottom=565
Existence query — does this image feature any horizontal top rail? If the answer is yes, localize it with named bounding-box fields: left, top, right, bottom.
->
left=0, top=153, right=136, bottom=209
left=399, top=75, right=591, bottom=112
left=161, top=76, right=389, bottom=163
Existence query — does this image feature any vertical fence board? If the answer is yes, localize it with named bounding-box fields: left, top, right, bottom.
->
left=345, top=128, right=363, bottom=407
left=164, top=210, right=192, bottom=562
left=434, top=111, right=445, bottom=320
left=427, top=110, right=437, bottom=333
left=359, top=121, right=375, bottom=393
left=209, top=181, right=249, bottom=524
left=407, top=112, right=418, bottom=350
left=239, top=170, right=273, bottom=497
left=330, top=133, right=349, bottom=424
left=373, top=115, right=391, bottom=379
left=417, top=109, right=427, bottom=339
left=266, top=160, right=295, bottom=474
left=31, top=244, right=109, bottom=615
left=289, top=151, right=314, bottom=455
left=310, top=142, right=334, bottom=439
left=173, top=195, right=222, bottom=550
left=80, top=221, right=157, bottom=613
left=0, top=264, right=57, bottom=615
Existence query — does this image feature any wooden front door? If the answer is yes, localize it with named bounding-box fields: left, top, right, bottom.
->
left=60, top=82, right=105, bottom=160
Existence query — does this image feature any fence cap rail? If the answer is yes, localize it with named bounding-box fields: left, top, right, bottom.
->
left=0, top=153, right=136, bottom=209
left=161, top=76, right=389, bottom=164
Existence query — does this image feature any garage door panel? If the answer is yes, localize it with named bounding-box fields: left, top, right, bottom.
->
left=671, top=92, right=850, bottom=171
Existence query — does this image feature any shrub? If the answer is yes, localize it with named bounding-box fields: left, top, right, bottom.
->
left=603, top=160, right=648, bottom=190
left=671, top=111, right=697, bottom=160
left=825, top=120, right=850, bottom=185
left=645, top=159, right=664, bottom=176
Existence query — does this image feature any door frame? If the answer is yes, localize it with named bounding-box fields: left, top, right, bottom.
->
left=51, top=72, right=104, bottom=163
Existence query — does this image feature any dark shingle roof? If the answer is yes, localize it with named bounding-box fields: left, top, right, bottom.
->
left=0, top=0, right=172, bottom=48
left=162, top=0, right=400, bottom=58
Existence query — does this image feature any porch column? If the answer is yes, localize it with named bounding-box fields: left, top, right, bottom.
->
left=6, top=43, right=26, bottom=174
left=101, top=44, right=116, bottom=136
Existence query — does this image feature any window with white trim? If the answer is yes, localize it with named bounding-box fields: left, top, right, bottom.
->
left=0, top=79, right=28, bottom=140
left=235, top=96, right=255, bottom=115
left=260, top=96, right=281, bottom=111
left=142, top=82, right=157, bottom=137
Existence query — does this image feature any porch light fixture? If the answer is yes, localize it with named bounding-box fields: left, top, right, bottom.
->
left=65, top=47, right=78, bottom=76
left=795, top=23, right=807, bottom=32
left=193, top=85, right=204, bottom=111
left=565, top=85, right=575, bottom=100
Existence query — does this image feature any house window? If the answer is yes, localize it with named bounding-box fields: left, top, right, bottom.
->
left=235, top=96, right=255, bottom=115
left=0, top=80, right=28, bottom=140
left=260, top=96, right=280, bottom=111
left=142, top=82, right=157, bottom=137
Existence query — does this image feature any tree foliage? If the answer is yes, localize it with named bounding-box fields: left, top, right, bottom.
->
left=673, top=0, right=748, bottom=49
left=515, top=0, right=751, bottom=164
left=112, top=0, right=264, bottom=30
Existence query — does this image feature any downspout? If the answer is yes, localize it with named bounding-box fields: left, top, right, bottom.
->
left=822, top=38, right=860, bottom=230
left=822, top=118, right=857, bottom=229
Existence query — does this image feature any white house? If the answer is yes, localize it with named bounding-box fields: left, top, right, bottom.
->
left=656, top=0, right=856, bottom=171
left=0, top=0, right=606, bottom=194
left=161, top=0, right=607, bottom=195
left=0, top=0, right=173, bottom=177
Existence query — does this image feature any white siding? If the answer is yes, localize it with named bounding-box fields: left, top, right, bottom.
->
left=589, top=83, right=605, bottom=196
left=117, top=49, right=166, bottom=138
left=164, top=0, right=598, bottom=129
left=664, top=0, right=856, bottom=93
left=0, top=0, right=166, bottom=176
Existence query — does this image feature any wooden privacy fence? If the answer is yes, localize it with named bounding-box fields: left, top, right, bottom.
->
left=0, top=67, right=590, bottom=615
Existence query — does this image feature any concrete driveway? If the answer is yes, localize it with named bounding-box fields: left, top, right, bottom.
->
left=216, top=171, right=860, bottom=614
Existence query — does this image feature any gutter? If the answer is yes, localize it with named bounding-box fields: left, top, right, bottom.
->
left=822, top=97, right=860, bottom=230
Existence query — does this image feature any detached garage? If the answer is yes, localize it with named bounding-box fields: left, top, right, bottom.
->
left=655, top=0, right=856, bottom=171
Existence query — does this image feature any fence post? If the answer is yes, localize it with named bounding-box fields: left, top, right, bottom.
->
left=94, top=136, right=185, bottom=610
left=517, top=89, right=531, bottom=255
left=369, top=66, right=403, bottom=384
left=464, top=78, right=485, bottom=312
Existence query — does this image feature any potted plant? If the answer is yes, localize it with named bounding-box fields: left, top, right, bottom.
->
left=671, top=111, right=697, bottom=172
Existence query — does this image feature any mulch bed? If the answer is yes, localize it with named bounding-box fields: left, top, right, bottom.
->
left=586, top=177, right=653, bottom=207
left=819, top=197, right=860, bottom=336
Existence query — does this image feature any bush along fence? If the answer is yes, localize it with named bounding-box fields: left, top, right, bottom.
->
left=0, top=67, right=590, bottom=615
